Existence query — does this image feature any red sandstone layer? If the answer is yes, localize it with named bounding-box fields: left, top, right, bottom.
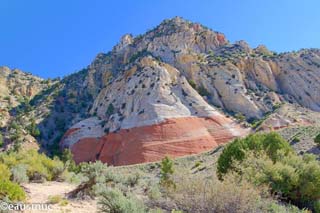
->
left=63, top=116, right=245, bottom=166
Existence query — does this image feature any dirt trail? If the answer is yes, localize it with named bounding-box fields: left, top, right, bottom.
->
left=23, top=182, right=97, bottom=213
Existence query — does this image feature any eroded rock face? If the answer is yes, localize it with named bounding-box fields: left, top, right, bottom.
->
left=63, top=116, right=245, bottom=165
left=60, top=17, right=320, bottom=166
left=61, top=57, right=247, bottom=165
left=0, top=66, right=50, bottom=127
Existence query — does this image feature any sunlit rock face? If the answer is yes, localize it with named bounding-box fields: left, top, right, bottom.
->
left=60, top=17, right=320, bottom=165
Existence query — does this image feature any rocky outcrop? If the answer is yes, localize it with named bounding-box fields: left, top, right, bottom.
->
left=1, top=17, right=319, bottom=165
left=64, top=116, right=245, bottom=165
left=60, top=57, right=247, bottom=165
left=0, top=66, right=50, bottom=127
left=57, top=17, right=320, bottom=165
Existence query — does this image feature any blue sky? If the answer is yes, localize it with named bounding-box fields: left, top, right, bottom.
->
left=1, top=0, right=319, bottom=78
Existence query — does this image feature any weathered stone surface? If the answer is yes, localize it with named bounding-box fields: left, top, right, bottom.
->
left=59, top=17, right=320, bottom=165
left=64, top=116, right=246, bottom=165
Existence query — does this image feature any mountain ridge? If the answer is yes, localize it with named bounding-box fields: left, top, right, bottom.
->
left=1, top=17, right=320, bottom=165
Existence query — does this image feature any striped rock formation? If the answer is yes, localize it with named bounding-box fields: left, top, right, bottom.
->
left=60, top=57, right=246, bottom=165
left=59, top=17, right=320, bottom=165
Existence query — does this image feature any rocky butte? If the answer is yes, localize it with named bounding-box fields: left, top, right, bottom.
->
left=17, top=17, right=317, bottom=166
left=58, top=17, right=320, bottom=165
left=59, top=18, right=250, bottom=165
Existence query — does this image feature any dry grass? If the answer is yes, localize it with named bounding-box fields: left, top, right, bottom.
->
left=166, top=171, right=272, bottom=213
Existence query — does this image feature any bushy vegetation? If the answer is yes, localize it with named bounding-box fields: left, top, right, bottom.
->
left=234, top=112, right=246, bottom=122
left=217, top=132, right=293, bottom=178
left=0, top=129, right=317, bottom=212
left=0, top=162, right=26, bottom=201
left=0, top=134, right=3, bottom=147
left=159, top=157, right=175, bottom=189
left=11, top=164, right=29, bottom=184
left=0, top=180, right=26, bottom=201
left=0, top=149, right=64, bottom=182
left=197, top=86, right=211, bottom=97
left=237, top=152, right=320, bottom=210
left=47, top=195, right=69, bottom=206
left=68, top=161, right=110, bottom=198
left=27, top=118, right=41, bottom=137
left=217, top=132, right=320, bottom=211
left=315, top=133, right=320, bottom=146
left=61, top=149, right=78, bottom=172
left=0, top=149, right=66, bottom=202
left=98, top=188, right=146, bottom=213
left=187, top=80, right=196, bottom=89
left=168, top=173, right=284, bottom=213
left=105, top=103, right=115, bottom=117
left=0, top=163, right=11, bottom=181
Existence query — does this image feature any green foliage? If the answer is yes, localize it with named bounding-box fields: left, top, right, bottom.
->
left=197, top=86, right=211, bottom=97
left=11, top=164, right=29, bottom=184
left=106, top=103, right=115, bottom=117
left=147, top=184, right=162, bottom=200
left=314, top=133, right=320, bottom=146
left=80, top=161, right=108, bottom=183
left=168, top=172, right=283, bottom=213
left=234, top=113, right=246, bottom=122
left=27, top=119, right=41, bottom=137
left=160, top=157, right=175, bottom=189
left=250, top=118, right=264, bottom=129
left=237, top=152, right=320, bottom=211
left=9, top=121, right=20, bottom=130
left=193, top=161, right=202, bottom=169
left=128, top=49, right=153, bottom=63
left=47, top=195, right=63, bottom=204
left=0, top=134, right=3, bottom=147
left=61, top=149, right=77, bottom=172
left=0, top=149, right=65, bottom=182
left=98, top=188, right=146, bottom=213
left=0, top=163, right=11, bottom=181
left=314, top=200, right=320, bottom=213
left=124, top=173, right=140, bottom=187
left=217, top=132, right=293, bottom=179
left=187, top=80, right=196, bottom=89
left=0, top=180, right=26, bottom=201
left=292, top=137, right=300, bottom=143
left=69, top=161, right=109, bottom=197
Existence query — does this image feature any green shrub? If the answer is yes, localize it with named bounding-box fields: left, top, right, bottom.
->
left=106, top=104, right=115, bottom=117
left=125, top=173, right=140, bottom=187
left=197, top=86, right=210, bottom=97
left=147, top=184, right=161, bottom=200
left=187, top=80, right=196, bottom=89
left=235, top=151, right=320, bottom=211
left=234, top=113, right=246, bottom=122
left=0, top=149, right=65, bottom=182
left=192, top=161, right=202, bottom=169
left=47, top=195, right=63, bottom=204
left=168, top=172, right=280, bottom=213
left=314, top=200, right=320, bottom=213
left=217, top=132, right=293, bottom=179
left=0, top=180, right=26, bottom=201
left=61, top=149, right=78, bottom=172
left=292, top=137, right=300, bottom=143
left=98, top=188, right=146, bottom=213
left=11, top=164, right=29, bottom=184
left=21, top=151, right=64, bottom=181
left=27, top=119, right=41, bottom=137
left=69, top=161, right=109, bottom=197
left=160, top=157, right=175, bottom=189
left=0, top=163, right=11, bottom=181
left=314, top=133, right=320, bottom=146
left=0, top=134, right=3, bottom=147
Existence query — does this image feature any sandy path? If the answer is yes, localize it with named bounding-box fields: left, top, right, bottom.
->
left=22, top=182, right=97, bottom=213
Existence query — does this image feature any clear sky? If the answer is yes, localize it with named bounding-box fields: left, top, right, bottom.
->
left=1, top=0, right=319, bottom=78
